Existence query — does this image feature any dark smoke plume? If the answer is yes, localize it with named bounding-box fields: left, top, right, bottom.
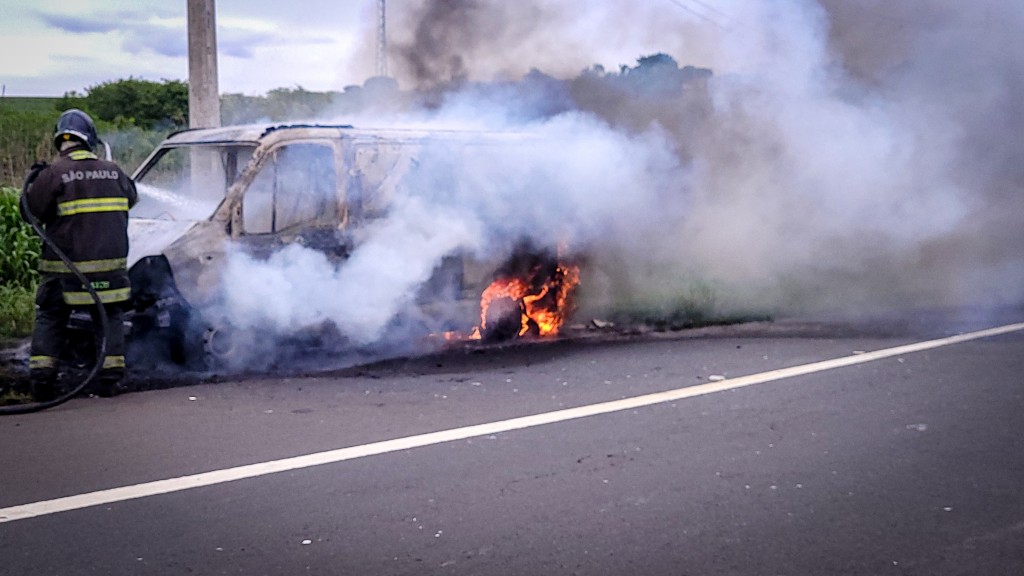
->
left=396, top=0, right=475, bottom=86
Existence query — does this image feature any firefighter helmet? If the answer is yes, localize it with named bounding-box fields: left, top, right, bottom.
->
left=53, top=109, right=98, bottom=150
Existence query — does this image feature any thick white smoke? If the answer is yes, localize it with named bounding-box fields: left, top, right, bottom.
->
left=663, top=0, right=975, bottom=312
left=215, top=0, right=1023, bottom=360
left=220, top=113, right=687, bottom=345
left=222, top=195, right=483, bottom=343
left=691, top=0, right=1023, bottom=314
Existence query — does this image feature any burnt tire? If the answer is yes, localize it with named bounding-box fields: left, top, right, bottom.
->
left=127, top=256, right=206, bottom=371
left=201, top=322, right=263, bottom=373
left=482, top=296, right=527, bottom=342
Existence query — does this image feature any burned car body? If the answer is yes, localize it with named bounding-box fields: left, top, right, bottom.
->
left=126, top=123, right=580, bottom=370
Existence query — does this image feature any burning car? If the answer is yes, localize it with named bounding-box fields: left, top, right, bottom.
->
left=125, top=123, right=582, bottom=371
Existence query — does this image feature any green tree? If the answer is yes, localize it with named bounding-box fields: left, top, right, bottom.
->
left=222, top=86, right=339, bottom=124
left=67, top=78, right=188, bottom=130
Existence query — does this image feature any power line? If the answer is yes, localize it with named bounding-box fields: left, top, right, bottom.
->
left=688, top=0, right=731, bottom=19
left=665, top=0, right=730, bottom=31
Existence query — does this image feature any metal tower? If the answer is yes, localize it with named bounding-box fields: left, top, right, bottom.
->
left=376, top=0, right=389, bottom=77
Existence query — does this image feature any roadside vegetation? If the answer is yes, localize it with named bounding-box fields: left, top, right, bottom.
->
left=0, top=186, right=39, bottom=339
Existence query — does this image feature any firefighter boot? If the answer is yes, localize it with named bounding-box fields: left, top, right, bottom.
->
left=93, top=369, right=126, bottom=398
left=6, top=379, right=32, bottom=402
left=30, top=369, right=60, bottom=402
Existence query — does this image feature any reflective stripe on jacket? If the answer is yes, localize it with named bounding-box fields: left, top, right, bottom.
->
left=22, top=144, right=138, bottom=305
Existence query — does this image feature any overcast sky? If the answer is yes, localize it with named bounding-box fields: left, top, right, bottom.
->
left=0, top=0, right=720, bottom=98
left=0, top=0, right=381, bottom=97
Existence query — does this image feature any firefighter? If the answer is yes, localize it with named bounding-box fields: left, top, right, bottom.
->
left=20, top=109, right=138, bottom=401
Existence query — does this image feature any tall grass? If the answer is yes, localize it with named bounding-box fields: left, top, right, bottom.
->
left=0, top=96, right=62, bottom=113
left=0, top=99, right=168, bottom=188
left=1, top=186, right=40, bottom=288
left=0, top=105, right=56, bottom=189
left=0, top=284, right=34, bottom=338
left=0, top=186, right=39, bottom=338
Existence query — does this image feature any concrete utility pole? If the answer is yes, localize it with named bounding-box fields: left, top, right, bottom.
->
left=187, top=0, right=221, bottom=128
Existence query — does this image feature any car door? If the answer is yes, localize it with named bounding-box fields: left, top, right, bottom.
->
left=238, top=141, right=346, bottom=260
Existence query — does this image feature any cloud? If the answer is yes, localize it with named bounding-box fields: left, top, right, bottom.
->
left=34, top=5, right=336, bottom=66
left=40, top=13, right=119, bottom=34
left=6, top=0, right=376, bottom=95
left=217, top=28, right=337, bottom=60
left=122, top=27, right=187, bottom=58
left=217, top=31, right=270, bottom=59
left=36, top=8, right=184, bottom=59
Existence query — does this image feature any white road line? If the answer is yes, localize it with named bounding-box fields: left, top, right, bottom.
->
left=2, top=322, right=1022, bottom=524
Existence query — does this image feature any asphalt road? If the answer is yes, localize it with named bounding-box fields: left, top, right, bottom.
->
left=2, top=314, right=1023, bottom=576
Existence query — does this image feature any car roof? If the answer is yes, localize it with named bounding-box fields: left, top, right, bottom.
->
left=159, top=123, right=349, bottom=145
left=159, top=123, right=533, bottom=146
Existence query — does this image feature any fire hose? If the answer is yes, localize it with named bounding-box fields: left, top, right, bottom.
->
left=0, top=162, right=110, bottom=415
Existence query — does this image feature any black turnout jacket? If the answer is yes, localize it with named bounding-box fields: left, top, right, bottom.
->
left=21, top=144, right=138, bottom=305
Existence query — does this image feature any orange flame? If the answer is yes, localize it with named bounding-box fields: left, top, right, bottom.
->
left=476, top=263, right=581, bottom=339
